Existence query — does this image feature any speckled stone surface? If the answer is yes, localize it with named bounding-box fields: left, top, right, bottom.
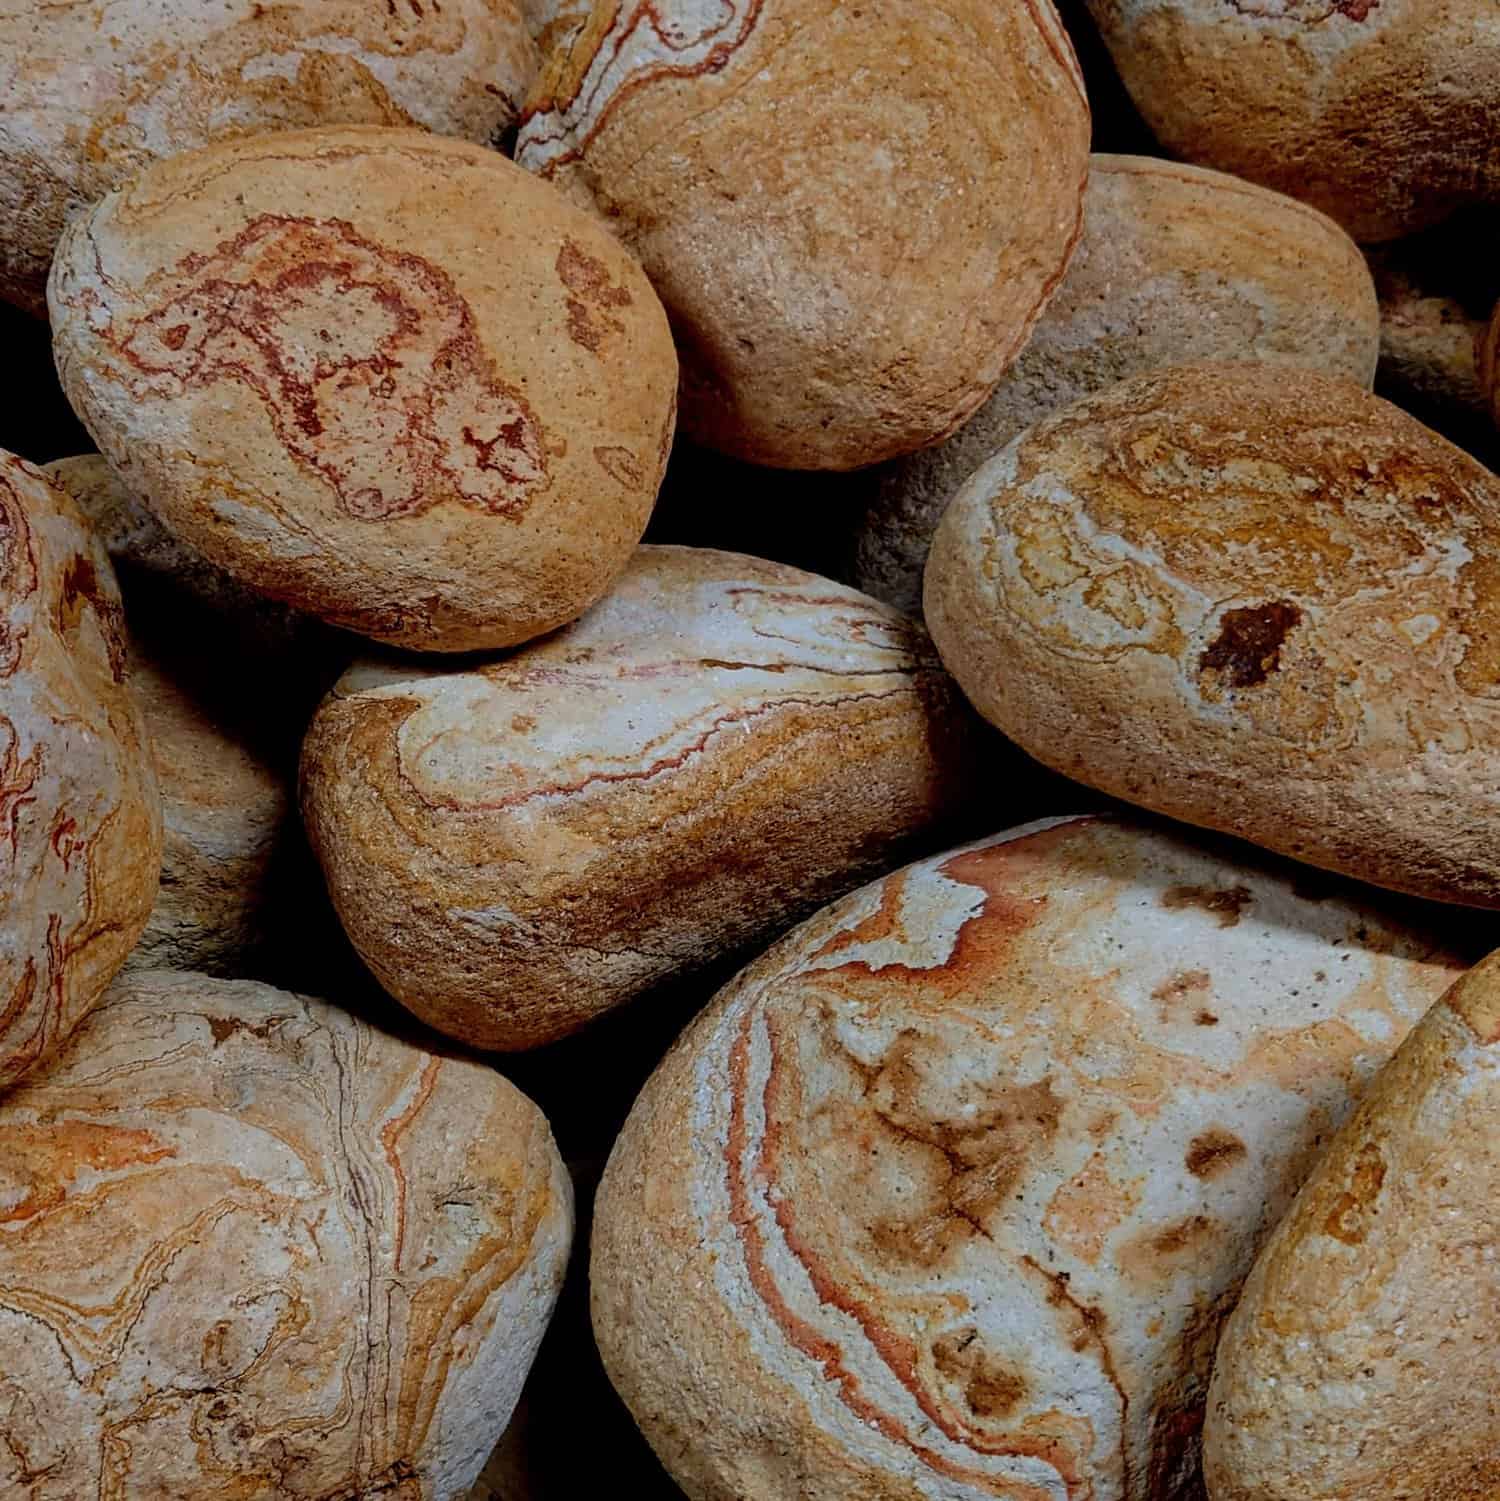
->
left=855, top=155, right=1378, bottom=615
left=1206, top=948, right=1500, bottom=1501
left=926, top=362, right=1500, bottom=907
left=0, top=970, right=573, bottom=1500
left=591, top=814, right=1464, bottom=1501
left=0, top=0, right=539, bottom=314
left=1081, top=0, right=1500, bottom=241
left=301, top=545, right=979, bottom=1051
left=49, top=126, right=678, bottom=651
left=518, top=0, right=1090, bottom=469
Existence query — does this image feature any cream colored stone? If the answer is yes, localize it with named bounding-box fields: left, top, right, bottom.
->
left=49, top=125, right=679, bottom=651
left=855, top=155, right=1379, bottom=615
left=0, top=969, right=573, bottom=1500
left=1082, top=0, right=1500, bottom=241
left=925, top=362, right=1500, bottom=907
left=301, top=545, right=977, bottom=1051
left=1205, top=948, right=1500, bottom=1501
left=592, top=815, right=1464, bottom=1501
left=517, top=0, right=1089, bottom=469
left=0, top=450, right=160, bottom=1091
left=0, top=0, right=540, bottom=315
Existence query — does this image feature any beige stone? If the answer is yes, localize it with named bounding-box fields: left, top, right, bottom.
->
left=0, top=450, right=160, bottom=1092
left=1082, top=0, right=1500, bottom=242
left=855, top=155, right=1379, bottom=615
left=0, top=0, right=539, bottom=316
left=49, top=125, right=679, bottom=652
left=1204, top=948, right=1500, bottom=1501
left=126, top=644, right=288, bottom=976
left=925, top=362, right=1500, bottom=908
left=517, top=0, right=1090, bottom=470
left=301, top=545, right=978, bottom=1051
left=0, top=969, right=573, bottom=1500
left=591, top=815, right=1465, bottom=1501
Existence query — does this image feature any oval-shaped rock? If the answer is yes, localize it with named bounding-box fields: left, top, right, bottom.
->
left=126, top=644, right=289, bottom=975
left=301, top=545, right=978, bottom=1051
left=1205, top=948, right=1500, bottom=1501
left=855, top=155, right=1380, bottom=614
left=1081, top=0, right=1500, bottom=242
left=0, top=0, right=539, bottom=316
left=49, top=126, right=679, bottom=652
left=591, top=815, right=1465, bottom=1501
left=517, top=0, right=1089, bottom=470
left=925, top=363, right=1500, bottom=908
left=0, top=451, right=160, bottom=1091
left=0, top=969, right=573, bottom=1499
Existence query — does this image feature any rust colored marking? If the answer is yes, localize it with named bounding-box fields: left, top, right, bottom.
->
left=114, top=216, right=547, bottom=523
left=206, top=1013, right=281, bottom=1046
left=807, top=821, right=1095, bottom=995
left=558, top=239, right=632, bottom=355
left=1198, top=602, right=1302, bottom=692
left=56, top=552, right=128, bottom=681
left=722, top=1009, right=1082, bottom=1499
left=932, top=1327, right=1029, bottom=1419
left=0, top=720, right=42, bottom=861
left=1322, top=1141, right=1386, bottom=1245
left=592, top=444, right=644, bottom=488
left=47, top=812, right=80, bottom=872
left=1185, top=1129, right=1247, bottom=1180
left=0, top=1120, right=176, bottom=1224
left=1020, top=1255, right=1132, bottom=1493
left=1161, top=884, right=1253, bottom=928
left=0, top=471, right=40, bottom=677
left=378, top=1056, right=443, bottom=1271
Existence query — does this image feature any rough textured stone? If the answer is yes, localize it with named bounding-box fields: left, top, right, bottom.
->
left=518, top=0, right=1090, bottom=469
left=926, top=362, right=1500, bottom=907
left=49, top=126, right=678, bottom=652
left=592, top=815, right=1464, bottom=1501
left=0, top=450, right=160, bottom=1091
left=0, top=970, right=573, bottom=1500
left=301, top=545, right=978, bottom=1051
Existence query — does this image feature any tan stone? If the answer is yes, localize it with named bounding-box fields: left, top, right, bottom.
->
left=0, top=0, right=539, bottom=315
left=517, top=0, right=1090, bottom=470
left=1081, top=0, right=1500, bottom=242
left=300, top=545, right=978, bottom=1051
left=0, top=450, right=160, bottom=1092
left=0, top=969, right=572, bottom=1499
left=591, top=815, right=1464, bottom=1501
left=855, top=155, right=1379, bottom=615
left=925, top=362, right=1500, bottom=907
left=49, top=125, right=679, bottom=652
left=1204, top=948, right=1500, bottom=1501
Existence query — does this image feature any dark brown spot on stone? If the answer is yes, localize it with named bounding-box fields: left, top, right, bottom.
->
left=1199, top=601, right=1302, bottom=691
left=1186, top=1128, right=1247, bottom=1180
left=558, top=238, right=632, bottom=354
left=931, top=1327, right=1030, bottom=1419
left=1322, top=1140, right=1386, bottom=1245
left=1161, top=884, right=1253, bottom=927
